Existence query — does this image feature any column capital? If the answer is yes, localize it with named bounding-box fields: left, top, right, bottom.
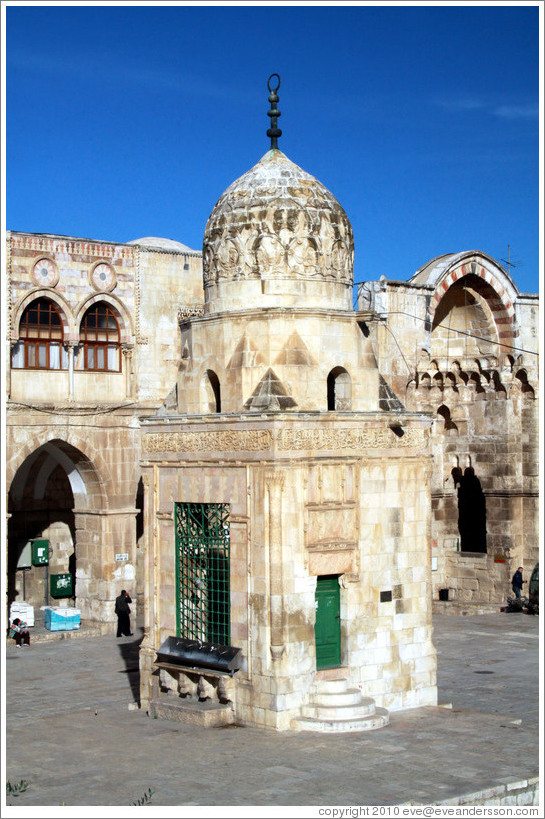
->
left=264, top=471, right=286, bottom=489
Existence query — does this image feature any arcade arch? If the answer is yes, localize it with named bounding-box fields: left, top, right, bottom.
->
left=7, top=439, right=106, bottom=616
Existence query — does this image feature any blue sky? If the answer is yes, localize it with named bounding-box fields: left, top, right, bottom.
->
left=4, top=2, right=542, bottom=294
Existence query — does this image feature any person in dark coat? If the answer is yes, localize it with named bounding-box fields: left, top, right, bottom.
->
left=115, top=590, right=133, bottom=637
left=511, top=567, right=525, bottom=599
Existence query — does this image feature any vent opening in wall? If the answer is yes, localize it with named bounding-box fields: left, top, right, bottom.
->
left=380, top=590, right=392, bottom=603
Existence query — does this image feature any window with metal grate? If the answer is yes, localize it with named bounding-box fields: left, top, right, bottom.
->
left=175, top=502, right=230, bottom=645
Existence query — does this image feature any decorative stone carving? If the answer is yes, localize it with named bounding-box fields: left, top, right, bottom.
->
left=142, top=426, right=425, bottom=455
left=244, top=369, right=297, bottom=412
left=307, top=540, right=357, bottom=552
left=178, top=304, right=205, bottom=321
left=227, top=332, right=266, bottom=369
left=202, top=150, right=354, bottom=288
left=274, top=331, right=317, bottom=367
left=288, top=237, right=318, bottom=276
left=255, top=234, right=284, bottom=275
left=264, top=470, right=286, bottom=488
left=278, top=427, right=425, bottom=451
left=216, top=238, right=240, bottom=276
left=142, top=429, right=273, bottom=454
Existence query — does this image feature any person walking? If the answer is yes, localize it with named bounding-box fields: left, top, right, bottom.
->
left=115, top=589, right=133, bottom=637
left=511, top=566, right=525, bottom=599
left=10, top=618, right=30, bottom=647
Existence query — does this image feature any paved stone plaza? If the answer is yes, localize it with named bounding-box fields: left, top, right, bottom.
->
left=3, top=612, right=540, bottom=811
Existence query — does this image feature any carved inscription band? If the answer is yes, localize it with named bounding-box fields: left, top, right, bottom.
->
left=142, top=427, right=425, bottom=454
left=143, top=430, right=272, bottom=453
left=278, top=427, right=424, bottom=450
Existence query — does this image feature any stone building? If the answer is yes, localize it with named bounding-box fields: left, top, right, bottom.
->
left=5, top=232, right=203, bottom=624
left=138, top=126, right=438, bottom=729
left=360, top=253, right=539, bottom=612
left=4, top=79, right=538, bottom=733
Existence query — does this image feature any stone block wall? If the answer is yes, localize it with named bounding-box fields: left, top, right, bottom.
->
left=178, top=310, right=380, bottom=415
left=139, top=414, right=436, bottom=729
left=5, top=230, right=204, bottom=626
left=362, top=257, right=539, bottom=611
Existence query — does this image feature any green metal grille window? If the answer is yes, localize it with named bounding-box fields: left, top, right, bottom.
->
left=175, top=502, right=231, bottom=645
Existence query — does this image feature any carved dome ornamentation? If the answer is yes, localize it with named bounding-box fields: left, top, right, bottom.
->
left=202, top=149, right=354, bottom=312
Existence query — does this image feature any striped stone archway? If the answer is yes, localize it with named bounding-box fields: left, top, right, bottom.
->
left=428, top=254, right=519, bottom=347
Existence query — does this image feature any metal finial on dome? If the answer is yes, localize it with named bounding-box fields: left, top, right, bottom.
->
left=266, top=73, right=282, bottom=149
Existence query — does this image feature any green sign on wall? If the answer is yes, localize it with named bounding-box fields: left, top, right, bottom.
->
left=31, top=539, right=49, bottom=566
left=50, top=573, right=73, bottom=598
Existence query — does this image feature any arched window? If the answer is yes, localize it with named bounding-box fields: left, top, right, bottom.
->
left=202, top=369, right=221, bottom=413
left=79, top=303, right=120, bottom=372
left=327, top=367, right=351, bottom=410
left=12, top=299, right=68, bottom=370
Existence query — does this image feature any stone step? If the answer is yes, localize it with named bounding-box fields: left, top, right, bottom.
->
left=149, top=698, right=234, bottom=727
left=291, top=708, right=390, bottom=734
left=302, top=697, right=377, bottom=721
left=294, top=675, right=390, bottom=734
left=311, top=677, right=350, bottom=695
left=311, top=687, right=365, bottom=708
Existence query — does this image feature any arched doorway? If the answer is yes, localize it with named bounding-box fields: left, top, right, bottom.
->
left=7, top=440, right=105, bottom=618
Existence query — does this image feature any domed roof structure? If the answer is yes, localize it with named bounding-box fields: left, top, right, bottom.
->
left=202, top=148, right=354, bottom=313
left=127, top=237, right=198, bottom=253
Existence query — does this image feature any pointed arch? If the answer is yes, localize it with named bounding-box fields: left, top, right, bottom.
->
left=74, top=292, right=134, bottom=344
left=8, top=438, right=107, bottom=513
left=11, top=297, right=70, bottom=370
left=78, top=301, right=121, bottom=372
left=423, top=253, right=519, bottom=352
left=11, top=288, right=75, bottom=341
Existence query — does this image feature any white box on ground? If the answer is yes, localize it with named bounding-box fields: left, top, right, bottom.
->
left=9, top=601, right=35, bottom=627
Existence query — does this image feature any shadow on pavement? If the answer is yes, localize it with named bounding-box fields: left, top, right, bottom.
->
left=116, top=629, right=144, bottom=706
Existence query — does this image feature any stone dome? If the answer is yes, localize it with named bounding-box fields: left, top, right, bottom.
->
left=127, top=237, right=198, bottom=253
left=202, top=149, right=354, bottom=313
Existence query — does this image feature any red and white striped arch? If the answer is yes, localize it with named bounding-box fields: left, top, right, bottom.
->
left=428, top=254, right=519, bottom=343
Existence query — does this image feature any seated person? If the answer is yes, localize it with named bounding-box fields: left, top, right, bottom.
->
left=10, top=618, right=30, bottom=647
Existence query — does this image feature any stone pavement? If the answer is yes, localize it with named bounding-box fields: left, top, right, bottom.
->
left=3, top=612, right=541, bottom=813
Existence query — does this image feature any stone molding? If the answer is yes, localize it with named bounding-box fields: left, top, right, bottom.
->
left=134, top=248, right=149, bottom=345
left=10, top=233, right=135, bottom=260
left=177, top=304, right=205, bottom=321
left=264, top=471, right=286, bottom=487
left=142, top=426, right=426, bottom=454
left=307, top=540, right=357, bottom=552
left=6, top=235, right=12, bottom=336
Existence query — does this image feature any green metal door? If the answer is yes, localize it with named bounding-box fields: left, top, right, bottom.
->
left=315, top=575, right=341, bottom=669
